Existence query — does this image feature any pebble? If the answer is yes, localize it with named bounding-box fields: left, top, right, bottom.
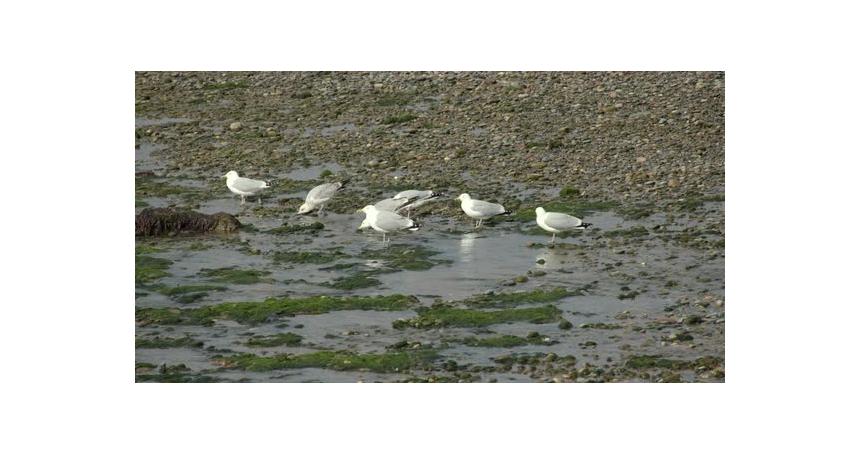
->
left=229, top=121, right=243, bottom=131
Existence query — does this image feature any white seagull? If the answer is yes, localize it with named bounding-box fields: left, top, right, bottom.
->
left=455, top=193, right=511, bottom=229
left=357, top=205, right=420, bottom=244
left=298, top=182, right=345, bottom=215
left=223, top=170, right=270, bottom=205
left=394, top=189, right=443, bottom=217
left=535, top=207, right=592, bottom=243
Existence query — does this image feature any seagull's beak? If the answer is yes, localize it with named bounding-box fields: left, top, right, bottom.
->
left=222, top=174, right=229, bottom=178
left=355, top=208, right=363, bottom=214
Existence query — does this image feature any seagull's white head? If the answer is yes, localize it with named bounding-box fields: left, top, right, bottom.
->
left=223, top=170, right=239, bottom=179
left=297, top=202, right=313, bottom=214
left=535, top=207, right=546, bottom=216
left=455, top=193, right=470, bottom=202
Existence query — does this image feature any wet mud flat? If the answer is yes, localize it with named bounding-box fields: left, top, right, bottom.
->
left=135, top=72, right=724, bottom=382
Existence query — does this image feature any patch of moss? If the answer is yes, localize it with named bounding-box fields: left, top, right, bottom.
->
left=617, top=204, right=655, bottom=220
left=382, top=113, right=418, bottom=125
left=462, top=332, right=553, bottom=348
left=602, top=226, right=650, bottom=238
left=135, top=255, right=172, bottom=284
left=272, top=251, right=341, bottom=264
left=319, top=169, right=333, bottom=178
left=158, top=284, right=228, bottom=296
left=464, top=287, right=580, bottom=308
left=394, top=305, right=562, bottom=329
left=135, top=336, right=203, bottom=349
left=324, top=272, right=382, bottom=290
left=218, top=349, right=437, bottom=373
left=136, top=294, right=417, bottom=325
left=200, top=267, right=271, bottom=284
left=135, top=245, right=164, bottom=255
left=579, top=322, right=623, bottom=330
left=377, top=94, right=412, bottom=106
left=267, top=222, right=325, bottom=235
left=675, top=193, right=725, bottom=211
left=625, top=355, right=690, bottom=370
left=245, top=332, right=303, bottom=347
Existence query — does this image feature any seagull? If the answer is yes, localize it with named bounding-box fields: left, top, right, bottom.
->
left=357, top=196, right=415, bottom=229
left=222, top=171, right=270, bottom=205
left=455, top=193, right=511, bottom=229
left=374, top=196, right=415, bottom=213
left=357, top=205, right=420, bottom=244
left=298, top=182, right=345, bottom=216
left=535, top=207, right=592, bottom=243
left=393, top=190, right=443, bottom=217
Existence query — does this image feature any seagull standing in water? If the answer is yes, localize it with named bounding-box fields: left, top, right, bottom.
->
left=298, top=181, right=345, bottom=216
left=357, top=205, right=420, bottom=245
left=223, top=171, right=270, bottom=205
left=455, top=193, right=511, bottom=229
left=535, top=207, right=592, bottom=243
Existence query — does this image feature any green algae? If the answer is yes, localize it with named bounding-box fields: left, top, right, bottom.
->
left=602, top=226, right=650, bottom=238
left=135, top=336, right=203, bottom=349
left=382, top=113, right=418, bottom=125
left=272, top=250, right=342, bottom=264
left=579, top=322, right=623, bottom=330
left=245, top=332, right=303, bottom=347
left=267, top=222, right=325, bottom=235
left=464, top=287, right=579, bottom=308
left=199, top=267, right=271, bottom=284
left=135, top=255, right=172, bottom=284
left=158, top=284, right=228, bottom=296
left=324, top=272, right=382, bottom=290
left=136, top=294, right=417, bottom=325
left=462, top=332, right=553, bottom=348
left=218, top=349, right=437, bottom=373
left=393, top=305, right=562, bottom=329
left=625, top=355, right=690, bottom=370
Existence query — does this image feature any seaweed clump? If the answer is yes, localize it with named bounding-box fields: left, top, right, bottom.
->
left=136, top=208, right=240, bottom=236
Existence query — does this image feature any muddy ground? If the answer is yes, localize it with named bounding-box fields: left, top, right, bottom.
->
left=135, top=71, right=724, bottom=382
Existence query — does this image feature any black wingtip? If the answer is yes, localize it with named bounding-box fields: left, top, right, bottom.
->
left=430, top=191, right=443, bottom=198
left=408, top=222, right=421, bottom=231
left=502, top=210, right=512, bottom=215
left=581, top=222, right=593, bottom=228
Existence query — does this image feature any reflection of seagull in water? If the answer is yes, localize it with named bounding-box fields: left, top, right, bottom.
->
left=459, top=232, right=479, bottom=262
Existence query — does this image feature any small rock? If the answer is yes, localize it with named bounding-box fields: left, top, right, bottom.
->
left=229, top=121, right=243, bottom=131
left=514, top=275, right=529, bottom=283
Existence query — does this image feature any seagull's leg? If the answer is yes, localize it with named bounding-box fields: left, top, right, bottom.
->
left=318, top=204, right=325, bottom=217
left=240, top=195, right=246, bottom=205
left=551, top=233, right=556, bottom=244
left=258, top=195, right=262, bottom=205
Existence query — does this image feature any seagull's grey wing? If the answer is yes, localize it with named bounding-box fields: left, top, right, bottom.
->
left=231, top=177, right=268, bottom=192
left=306, top=182, right=342, bottom=203
left=397, top=194, right=439, bottom=213
left=543, top=212, right=583, bottom=230
left=394, top=189, right=431, bottom=200
left=375, top=210, right=417, bottom=231
left=470, top=199, right=506, bottom=216
left=375, top=197, right=410, bottom=212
